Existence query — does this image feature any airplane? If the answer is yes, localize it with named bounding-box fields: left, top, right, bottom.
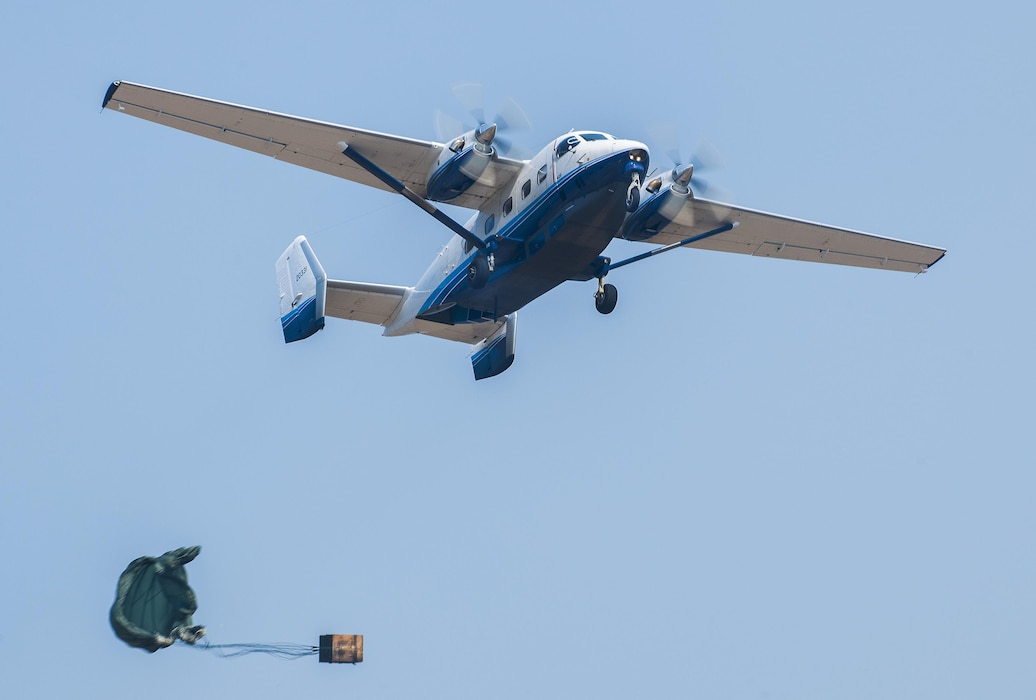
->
left=101, top=81, right=946, bottom=380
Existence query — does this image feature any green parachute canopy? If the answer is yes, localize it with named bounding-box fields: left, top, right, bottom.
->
left=110, top=546, right=206, bottom=653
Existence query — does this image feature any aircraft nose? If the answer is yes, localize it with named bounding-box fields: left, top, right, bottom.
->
left=623, top=142, right=649, bottom=175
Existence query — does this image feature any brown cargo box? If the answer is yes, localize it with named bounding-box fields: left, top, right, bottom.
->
left=318, top=634, right=363, bottom=664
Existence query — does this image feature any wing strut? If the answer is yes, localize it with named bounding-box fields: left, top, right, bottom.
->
left=606, top=222, right=737, bottom=272
left=591, top=222, right=737, bottom=314
left=338, top=142, right=488, bottom=253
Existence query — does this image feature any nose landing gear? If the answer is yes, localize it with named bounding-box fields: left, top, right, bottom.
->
left=625, top=173, right=642, bottom=212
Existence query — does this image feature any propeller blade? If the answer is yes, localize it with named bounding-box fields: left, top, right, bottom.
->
left=433, top=109, right=469, bottom=143
left=496, top=96, right=531, bottom=133
left=650, top=124, right=732, bottom=200
left=647, top=123, right=684, bottom=166
left=437, top=83, right=531, bottom=158
left=698, top=181, right=735, bottom=206
left=689, top=139, right=724, bottom=172
left=452, top=82, right=486, bottom=125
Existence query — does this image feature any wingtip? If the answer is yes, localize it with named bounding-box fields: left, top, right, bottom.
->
left=102, top=81, right=121, bottom=110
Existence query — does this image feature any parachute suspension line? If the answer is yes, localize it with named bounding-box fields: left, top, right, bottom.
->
left=310, top=201, right=395, bottom=236
left=186, top=639, right=319, bottom=661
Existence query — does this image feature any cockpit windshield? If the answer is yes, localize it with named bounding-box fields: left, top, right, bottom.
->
left=555, top=134, right=580, bottom=158
left=555, top=132, right=614, bottom=158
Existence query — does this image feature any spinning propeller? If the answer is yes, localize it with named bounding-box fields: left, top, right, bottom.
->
left=648, top=124, right=730, bottom=201
left=434, top=82, right=531, bottom=157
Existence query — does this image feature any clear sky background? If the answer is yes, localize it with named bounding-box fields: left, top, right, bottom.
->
left=2, top=1, right=1034, bottom=698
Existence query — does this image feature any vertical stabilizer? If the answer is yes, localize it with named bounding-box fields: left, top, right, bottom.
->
left=470, top=313, right=517, bottom=380
left=276, top=236, right=327, bottom=342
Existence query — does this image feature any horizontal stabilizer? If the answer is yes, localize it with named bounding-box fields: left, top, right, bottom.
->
left=326, top=280, right=408, bottom=325
left=276, top=236, right=326, bottom=342
left=470, top=313, right=517, bottom=380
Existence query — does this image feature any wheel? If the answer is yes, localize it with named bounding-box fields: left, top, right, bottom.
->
left=467, top=255, right=490, bottom=289
left=625, top=187, right=640, bottom=212
left=595, top=283, right=618, bottom=314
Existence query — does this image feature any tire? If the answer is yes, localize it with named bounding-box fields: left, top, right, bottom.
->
left=595, top=283, right=618, bottom=314
left=467, top=255, right=490, bottom=289
left=625, top=187, right=640, bottom=212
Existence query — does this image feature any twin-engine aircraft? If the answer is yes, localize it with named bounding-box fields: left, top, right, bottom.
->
left=102, top=81, right=945, bottom=380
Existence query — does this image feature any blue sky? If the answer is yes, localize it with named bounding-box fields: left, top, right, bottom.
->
left=3, top=1, right=1035, bottom=697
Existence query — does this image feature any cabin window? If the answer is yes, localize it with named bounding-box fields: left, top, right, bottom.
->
left=484, top=215, right=495, bottom=235
left=521, top=179, right=531, bottom=199
left=537, top=164, right=548, bottom=184
left=503, top=196, right=513, bottom=216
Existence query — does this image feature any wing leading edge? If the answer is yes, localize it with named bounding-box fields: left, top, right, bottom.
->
left=630, top=198, right=946, bottom=273
left=101, top=81, right=523, bottom=209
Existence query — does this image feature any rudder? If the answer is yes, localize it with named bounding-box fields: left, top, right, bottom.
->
left=470, top=313, right=517, bottom=380
left=276, top=236, right=327, bottom=342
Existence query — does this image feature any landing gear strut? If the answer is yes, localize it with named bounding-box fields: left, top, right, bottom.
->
left=595, top=278, right=618, bottom=314
left=626, top=173, right=642, bottom=212
left=591, top=222, right=739, bottom=317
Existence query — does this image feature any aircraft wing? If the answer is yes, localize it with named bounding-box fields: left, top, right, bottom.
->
left=635, top=198, right=946, bottom=273
left=101, top=81, right=524, bottom=209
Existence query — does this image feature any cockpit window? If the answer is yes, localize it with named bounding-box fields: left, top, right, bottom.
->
left=580, top=132, right=610, bottom=141
left=555, top=134, right=581, bottom=159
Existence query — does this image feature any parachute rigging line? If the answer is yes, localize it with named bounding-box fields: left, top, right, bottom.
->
left=187, top=639, right=319, bottom=661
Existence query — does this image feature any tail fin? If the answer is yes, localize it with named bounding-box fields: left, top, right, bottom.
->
left=276, top=236, right=326, bottom=343
left=470, top=312, right=517, bottom=380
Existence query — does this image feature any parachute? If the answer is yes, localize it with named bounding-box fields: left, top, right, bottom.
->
left=110, top=546, right=362, bottom=663
left=110, top=546, right=206, bottom=653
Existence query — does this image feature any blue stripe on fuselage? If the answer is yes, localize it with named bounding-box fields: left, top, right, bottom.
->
left=421, top=149, right=639, bottom=316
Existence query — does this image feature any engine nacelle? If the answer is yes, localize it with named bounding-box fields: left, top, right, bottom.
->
left=426, top=124, right=498, bottom=202
left=619, top=166, right=694, bottom=241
